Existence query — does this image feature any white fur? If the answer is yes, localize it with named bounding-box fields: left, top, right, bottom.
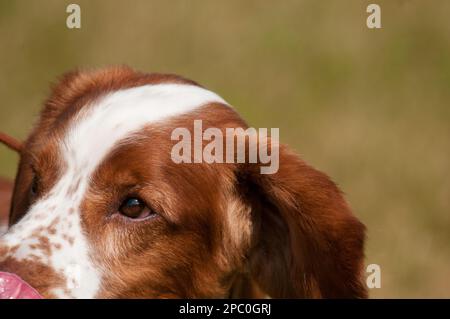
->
left=0, top=83, right=228, bottom=298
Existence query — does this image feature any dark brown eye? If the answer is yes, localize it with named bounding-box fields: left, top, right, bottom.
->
left=118, top=197, right=154, bottom=220
left=30, top=175, right=39, bottom=197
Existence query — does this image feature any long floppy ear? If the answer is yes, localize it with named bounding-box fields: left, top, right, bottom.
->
left=0, top=132, right=23, bottom=153
left=238, top=139, right=367, bottom=298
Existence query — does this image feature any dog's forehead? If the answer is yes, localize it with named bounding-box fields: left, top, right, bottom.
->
left=60, top=83, right=228, bottom=176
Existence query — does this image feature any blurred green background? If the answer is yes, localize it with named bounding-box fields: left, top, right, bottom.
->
left=0, top=0, right=449, bottom=298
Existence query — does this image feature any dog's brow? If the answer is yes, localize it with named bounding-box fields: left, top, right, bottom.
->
left=64, top=83, right=228, bottom=178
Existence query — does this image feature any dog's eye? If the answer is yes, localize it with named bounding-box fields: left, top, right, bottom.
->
left=119, top=197, right=154, bottom=219
left=30, top=175, right=39, bottom=197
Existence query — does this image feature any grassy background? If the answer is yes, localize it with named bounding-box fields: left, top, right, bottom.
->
left=0, top=0, right=449, bottom=298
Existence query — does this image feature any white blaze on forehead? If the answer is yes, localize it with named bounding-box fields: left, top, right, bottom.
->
left=67, top=83, right=228, bottom=174
left=0, top=83, right=228, bottom=298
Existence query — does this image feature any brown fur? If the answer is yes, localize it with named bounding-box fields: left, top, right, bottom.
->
left=0, top=177, right=12, bottom=233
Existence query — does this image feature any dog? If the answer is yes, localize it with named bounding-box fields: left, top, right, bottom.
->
left=0, top=66, right=366, bottom=298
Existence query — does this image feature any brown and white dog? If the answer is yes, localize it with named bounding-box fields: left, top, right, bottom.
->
left=0, top=66, right=366, bottom=299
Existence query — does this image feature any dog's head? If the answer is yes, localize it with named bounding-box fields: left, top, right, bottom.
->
left=0, top=66, right=366, bottom=298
